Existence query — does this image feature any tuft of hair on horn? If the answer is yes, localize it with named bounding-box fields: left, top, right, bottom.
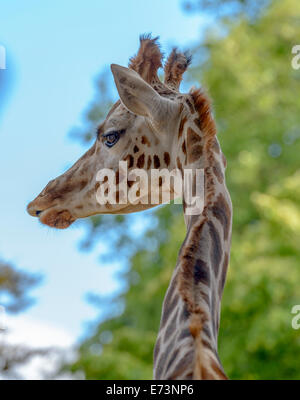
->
left=164, top=48, right=192, bottom=90
left=128, top=33, right=163, bottom=84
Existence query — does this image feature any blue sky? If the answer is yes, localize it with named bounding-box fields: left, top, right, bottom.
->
left=0, top=0, right=209, bottom=343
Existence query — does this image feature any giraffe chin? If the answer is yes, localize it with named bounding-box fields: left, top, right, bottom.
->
left=39, top=208, right=76, bottom=229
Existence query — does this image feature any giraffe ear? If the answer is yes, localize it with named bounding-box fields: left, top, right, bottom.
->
left=111, top=64, right=176, bottom=125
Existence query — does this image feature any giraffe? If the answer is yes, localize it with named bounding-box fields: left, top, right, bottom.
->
left=27, top=35, right=232, bottom=380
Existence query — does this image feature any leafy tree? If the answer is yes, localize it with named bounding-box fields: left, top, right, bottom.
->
left=0, top=261, right=40, bottom=313
left=64, top=0, right=300, bottom=379
left=0, top=260, right=45, bottom=379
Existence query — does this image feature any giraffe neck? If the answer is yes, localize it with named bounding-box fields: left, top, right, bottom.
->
left=153, top=111, right=232, bottom=380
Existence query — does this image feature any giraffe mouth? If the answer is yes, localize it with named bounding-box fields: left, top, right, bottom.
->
left=27, top=202, right=76, bottom=229
left=38, top=208, right=76, bottom=229
left=34, top=207, right=75, bottom=229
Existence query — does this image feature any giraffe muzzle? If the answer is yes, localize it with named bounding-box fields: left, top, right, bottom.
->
left=27, top=202, right=42, bottom=217
left=27, top=201, right=75, bottom=229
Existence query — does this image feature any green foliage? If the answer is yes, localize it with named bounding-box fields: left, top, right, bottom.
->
left=65, top=0, right=300, bottom=379
left=0, top=261, right=40, bottom=313
left=0, top=259, right=45, bottom=378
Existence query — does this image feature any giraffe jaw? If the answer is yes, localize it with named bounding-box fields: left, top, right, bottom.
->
left=38, top=208, right=76, bottom=229
left=27, top=201, right=76, bottom=229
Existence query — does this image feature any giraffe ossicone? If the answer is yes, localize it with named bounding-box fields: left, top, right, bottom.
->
left=27, top=35, right=232, bottom=380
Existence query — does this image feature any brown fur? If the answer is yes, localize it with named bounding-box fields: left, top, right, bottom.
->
left=40, top=209, right=74, bottom=229
left=124, top=154, right=134, bottom=169
left=212, top=193, right=231, bottom=240
left=164, top=152, right=170, bottom=167
left=190, top=88, right=216, bottom=139
left=188, top=144, right=203, bottom=164
left=129, top=34, right=162, bottom=84
left=141, top=135, right=151, bottom=147
left=137, top=153, right=145, bottom=168
left=187, top=127, right=201, bottom=146
left=176, top=157, right=183, bottom=173
left=164, top=48, right=192, bottom=90
left=153, top=155, right=160, bottom=169
left=147, top=155, right=152, bottom=169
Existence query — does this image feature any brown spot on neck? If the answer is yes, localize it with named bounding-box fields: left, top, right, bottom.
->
left=194, top=259, right=210, bottom=286
left=187, top=127, right=202, bottom=145
left=147, top=155, right=152, bottom=169
left=153, top=155, right=160, bottom=169
left=164, top=152, right=170, bottom=167
left=124, top=154, right=134, bottom=169
left=136, top=153, right=145, bottom=168
left=141, top=135, right=151, bottom=147
left=176, top=157, right=183, bottom=173
left=188, top=144, right=203, bottom=164
left=207, top=220, right=222, bottom=277
left=211, top=193, right=231, bottom=240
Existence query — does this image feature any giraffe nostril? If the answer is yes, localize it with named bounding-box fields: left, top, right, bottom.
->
left=36, top=210, right=42, bottom=216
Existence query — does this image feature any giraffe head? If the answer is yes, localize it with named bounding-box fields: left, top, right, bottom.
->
left=27, top=35, right=208, bottom=229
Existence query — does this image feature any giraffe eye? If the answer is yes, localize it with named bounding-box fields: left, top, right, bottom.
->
left=102, top=129, right=125, bottom=148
